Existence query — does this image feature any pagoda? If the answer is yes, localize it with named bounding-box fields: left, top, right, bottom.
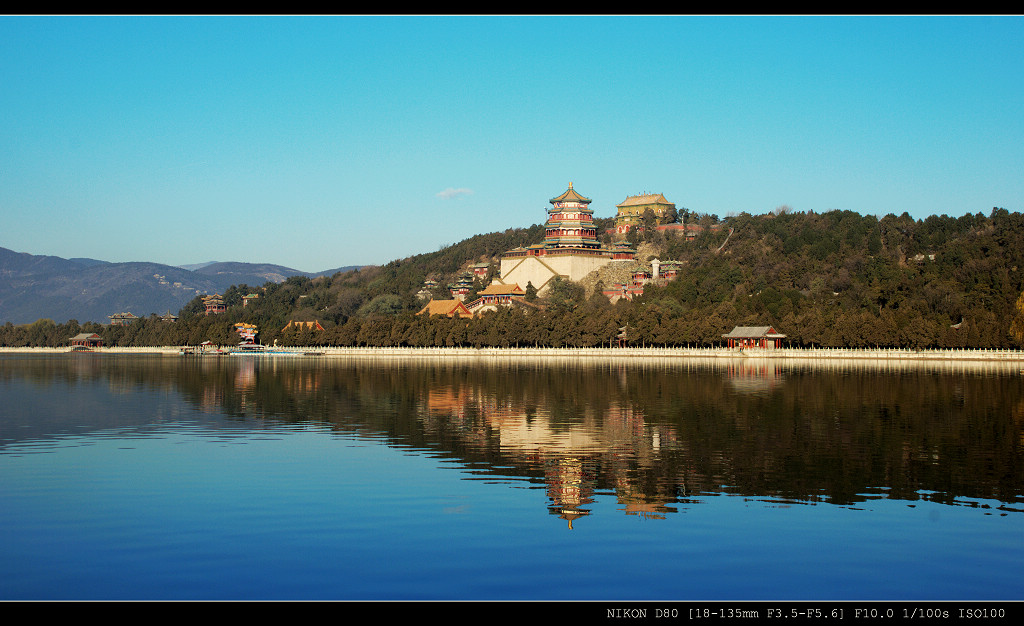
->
left=543, top=182, right=601, bottom=249
left=496, top=183, right=634, bottom=295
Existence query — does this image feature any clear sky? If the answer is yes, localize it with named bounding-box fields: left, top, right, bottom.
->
left=2, top=15, right=1022, bottom=272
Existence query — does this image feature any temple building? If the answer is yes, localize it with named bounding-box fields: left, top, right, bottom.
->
left=466, top=283, right=527, bottom=315
left=203, top=294, right=227, bottom=315
left=497, top=183, right=634, bottom=295
left=448, top=272, right=475, bottom=301
left=108, top=312, right=138, bottom=326
left=70, top=333, right=103, bottom=349
left=614, top=192, right=676, bottom=233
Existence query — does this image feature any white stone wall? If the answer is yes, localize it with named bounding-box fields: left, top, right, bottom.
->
left=498, top=253, right=620, bottom=294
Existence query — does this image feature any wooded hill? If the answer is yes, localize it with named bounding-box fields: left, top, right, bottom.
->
left=4, top=207, right=1024, bottom=349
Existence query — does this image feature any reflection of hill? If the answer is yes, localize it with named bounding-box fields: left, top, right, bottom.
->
left=3, top=355, right=1023, bottom=523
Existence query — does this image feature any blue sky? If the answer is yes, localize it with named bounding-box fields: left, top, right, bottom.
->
left=2, top=15, right=1022, bottom=272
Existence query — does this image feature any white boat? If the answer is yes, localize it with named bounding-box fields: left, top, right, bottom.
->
left=231, top=341, right=268, bottom=353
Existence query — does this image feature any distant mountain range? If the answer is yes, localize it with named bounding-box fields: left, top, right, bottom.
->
left=0, top=246, right=361, bottom=324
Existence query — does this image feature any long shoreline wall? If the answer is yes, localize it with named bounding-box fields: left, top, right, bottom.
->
left=3, top=345, right=1024, bottom=363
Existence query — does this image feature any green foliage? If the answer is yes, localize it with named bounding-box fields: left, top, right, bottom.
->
left=543, top=277, right=585, bottom=314
left=357, top=294, right=405, bottom=317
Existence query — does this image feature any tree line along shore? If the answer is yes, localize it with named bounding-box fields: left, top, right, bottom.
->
left=3, top=207, right=1024, bottom=351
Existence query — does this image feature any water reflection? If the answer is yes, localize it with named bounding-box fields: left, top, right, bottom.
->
left=3, top=354, right=1023, bottom=527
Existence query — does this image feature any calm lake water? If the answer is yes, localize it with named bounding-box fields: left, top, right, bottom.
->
left=1, top=353, right=1022, bottom=601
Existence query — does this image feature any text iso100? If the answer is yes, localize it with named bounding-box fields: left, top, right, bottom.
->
left=960, top=608, right=1006, bottom=619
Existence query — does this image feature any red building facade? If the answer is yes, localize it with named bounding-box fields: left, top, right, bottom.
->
left=722, top=326, right=787, bottom=349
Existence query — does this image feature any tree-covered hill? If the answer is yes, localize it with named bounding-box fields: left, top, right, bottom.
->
left=614, top=207, right=1023, bottom=348
left=4, top=208, right=1024, bottom=349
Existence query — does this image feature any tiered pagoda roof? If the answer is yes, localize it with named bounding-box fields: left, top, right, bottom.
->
left=549, top=181, right=592, bottom=206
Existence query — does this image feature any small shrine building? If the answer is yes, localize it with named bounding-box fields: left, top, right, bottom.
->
left=722, top=326, right=787, bottom=349
left=70, top=333, right=103, bottom=348
left=108, top=312, right=138, bottom=326
left=203, top=294, right=227, bottom=315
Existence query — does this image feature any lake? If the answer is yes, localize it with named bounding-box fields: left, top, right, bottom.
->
left=1, top=352, right=1022, bottom=603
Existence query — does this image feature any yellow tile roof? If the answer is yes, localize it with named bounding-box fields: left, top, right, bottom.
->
left=417, top=299, right=473, bottom=317
left=616, top=193, right=674, bottom=208
left=478, top=283, right=525, bottom=296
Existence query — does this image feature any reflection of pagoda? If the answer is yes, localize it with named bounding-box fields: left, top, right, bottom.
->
left=545, top=457, right=596, bottom=529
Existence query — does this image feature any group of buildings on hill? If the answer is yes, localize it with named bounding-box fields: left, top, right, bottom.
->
left=415, top=182, right=784, bottom=348
left=419, top=182, right=694, bottom=315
